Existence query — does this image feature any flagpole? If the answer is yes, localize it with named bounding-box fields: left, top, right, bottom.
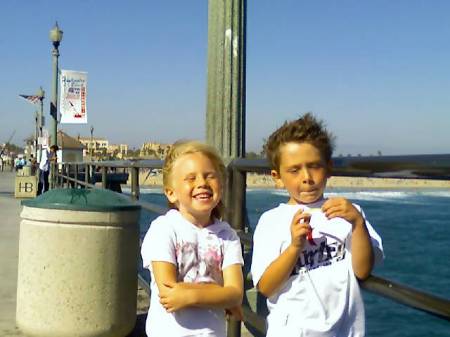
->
left=34, top=110, right=38, bottom=158
left=37, top=87, right=45, bottom=162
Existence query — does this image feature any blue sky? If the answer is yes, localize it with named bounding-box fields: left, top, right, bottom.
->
left=1, top=1, right=449, bottom=155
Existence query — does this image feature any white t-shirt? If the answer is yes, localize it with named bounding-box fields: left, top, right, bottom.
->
left=141, top=209, right=244, bottom=337
left=251, top=200, right=384, bottom=337
left=39, top=148, right=50, bottom=171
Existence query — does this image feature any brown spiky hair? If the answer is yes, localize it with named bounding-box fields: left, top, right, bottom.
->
left=264, top=113, right=335, bottom=171
left=162, top=140, right=225, bottom=219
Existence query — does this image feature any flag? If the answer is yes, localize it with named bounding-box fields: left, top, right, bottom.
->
left=19, top=94, right=41, bottom=105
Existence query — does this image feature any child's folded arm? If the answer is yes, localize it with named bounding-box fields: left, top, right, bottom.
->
left=182, top=263, right=243, bottom=309
left=152, top=261, right=243, bottom=312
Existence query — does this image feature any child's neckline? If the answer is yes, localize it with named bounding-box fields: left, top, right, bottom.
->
left=169, top=209, right=219, bottom=230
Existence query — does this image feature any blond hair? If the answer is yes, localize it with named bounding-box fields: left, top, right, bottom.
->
left=163, top=140, right=225, bottom=219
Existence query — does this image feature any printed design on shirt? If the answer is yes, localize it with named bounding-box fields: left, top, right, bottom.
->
left=175, top=233, right=224, bottom=284
left=291, top=237, right=346, bottom=276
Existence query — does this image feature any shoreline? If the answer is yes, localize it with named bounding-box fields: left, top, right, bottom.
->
left=128, top=172, right=450, bottom=189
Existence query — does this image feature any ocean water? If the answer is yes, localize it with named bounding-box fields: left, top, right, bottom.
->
left=134, top=187, right=450, bottom=337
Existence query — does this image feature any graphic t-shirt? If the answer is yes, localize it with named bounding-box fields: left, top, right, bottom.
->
left=251, top=201, right=384, bottom=337
left=141, top=209, right=244, bottom=337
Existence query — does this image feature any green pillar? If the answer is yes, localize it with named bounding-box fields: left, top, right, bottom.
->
left=49, top=22, right=63, bottom=147
left=49, top=23, right=63, bottom=189
left=50, top=45, right=59, bottom=148
left=206, top=2, right=247, bottom=337
left=206, top=0, right=246, bottom=160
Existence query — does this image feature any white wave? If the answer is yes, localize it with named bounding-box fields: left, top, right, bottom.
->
left=255, top=189, right=427, bottom=203
left=122, top=186, right=163, bottom=194
left=255, top=189, right=414, bottom=201
left=325, top=191, right=411, bottom=201
left=140, top=187, right=164, bottom=194
left=266, top=190, right=290, bottom=197
left=418, top=191, right=450, bottom=198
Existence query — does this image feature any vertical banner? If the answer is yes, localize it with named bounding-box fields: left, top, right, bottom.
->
left=59, top=69, right=88, bottom=124
left=38, top=129, right=50, bottom=147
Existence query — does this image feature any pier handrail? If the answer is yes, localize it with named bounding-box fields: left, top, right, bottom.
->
left=54, top=159, right=450, bottom=335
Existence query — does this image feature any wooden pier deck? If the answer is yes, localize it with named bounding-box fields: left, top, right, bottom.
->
left=0, top=171, right=254, bottom=337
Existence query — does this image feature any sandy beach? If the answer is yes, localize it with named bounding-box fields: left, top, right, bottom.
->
left=129, top=171, right=450, bottom=189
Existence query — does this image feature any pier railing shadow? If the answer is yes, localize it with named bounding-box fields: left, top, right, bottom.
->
left=54, top=158, right=450, bottom=336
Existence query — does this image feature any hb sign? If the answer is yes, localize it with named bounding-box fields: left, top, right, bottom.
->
left=15, top=176, right=38, bottom=198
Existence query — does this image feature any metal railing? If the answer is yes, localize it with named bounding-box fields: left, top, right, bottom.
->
left=54, top=158, right=450, bottom=336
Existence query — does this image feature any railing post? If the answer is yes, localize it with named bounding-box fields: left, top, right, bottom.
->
left=65, top=164, right=70, bottom=188
left=84, top=164, right=89, bottom=187
left=101, top=166, right=107, bottom=189
left=74, top=164, right=78, bottom=188
left=51, top=162, right=57, bottom=188
left=131, top=167, right=140, bottom=200
left=232, top=168, right=246, bottom=232
left=92, top=165, right=96, bottom=186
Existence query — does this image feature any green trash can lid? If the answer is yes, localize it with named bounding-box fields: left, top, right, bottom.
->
left=21, top=188, right=141, bottom=211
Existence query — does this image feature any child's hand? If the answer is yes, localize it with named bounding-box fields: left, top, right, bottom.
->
left=290, top=209, right=312, bottom=249
left=159, top=281, right=192, bottom=312
left=226, top=305, right=244, bottom=321
left=322, top=197, right=364, bottom=229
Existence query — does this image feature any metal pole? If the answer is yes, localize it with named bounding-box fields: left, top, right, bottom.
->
left=85, top=164, right=89, bottom=187
left=206, top=0, right=246, bottom=160
left=36, top=87, right=45, bottom=179
left=74, top=164, right=78, bottom=188
left=206, top=2, right=246, bottom=337
left=34, top=111, right=38, bottom=158
left=101, top=166, right=107, bottom=189
left=90, top=126, right=94, bottom=161
left=49, top=23, right=62, bottom=188
left=50, top=44, right=59, bottom=148
left=131, top=167, right=140, bottom=200
left=66, top=164, right=71, bottom=188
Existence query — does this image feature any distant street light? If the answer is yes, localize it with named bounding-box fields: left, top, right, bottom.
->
left=90, top=126, right=94, bottom=160
left=36, top=87, right=45, bottom=158
left=49, top=22, right=63, bottom=188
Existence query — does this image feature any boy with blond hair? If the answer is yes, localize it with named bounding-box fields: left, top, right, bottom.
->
left=251, top=113, right=383, bottom=337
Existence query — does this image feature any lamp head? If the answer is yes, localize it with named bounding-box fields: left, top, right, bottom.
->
left=36, top=86, right=45, bottom=99
left=49, top=22, right=63, bottom=47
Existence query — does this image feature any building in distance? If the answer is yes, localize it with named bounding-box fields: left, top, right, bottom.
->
left=140, top=142, right=171, bottom=159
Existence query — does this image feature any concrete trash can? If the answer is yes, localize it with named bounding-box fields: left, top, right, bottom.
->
left=16, top=188, right=141, bottom=337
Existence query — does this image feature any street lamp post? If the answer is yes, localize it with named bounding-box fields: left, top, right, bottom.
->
left=34, top=110, right=38, bottom=158
left=36, top=86, right=45, bottom=144
left=49, top=22, right=63, bottom=188
left=49, top=22, right=63, bottom=147
left=90, top=126, right=94, bottom=160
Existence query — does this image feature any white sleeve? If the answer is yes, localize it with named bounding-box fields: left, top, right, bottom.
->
left=222, top=228, right=244, bottom=270
left=250, top=212, right=283, bottom=288
left=355, top=204, right=384, bottom=265
left=141, top=215, right=177, bottom=269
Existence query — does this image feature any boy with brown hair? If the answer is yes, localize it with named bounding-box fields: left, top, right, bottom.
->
left=251, top=113, right=383, bottom=337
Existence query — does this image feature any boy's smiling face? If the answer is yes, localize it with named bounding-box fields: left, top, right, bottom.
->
left=271, top=142, right=331, bottom=205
